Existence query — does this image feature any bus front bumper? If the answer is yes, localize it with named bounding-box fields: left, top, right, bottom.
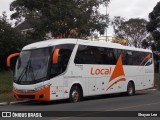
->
left=12, top=86, right=50, bottom=102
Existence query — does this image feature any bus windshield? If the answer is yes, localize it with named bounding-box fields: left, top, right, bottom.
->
left=14, top=47, right=52, bottom=84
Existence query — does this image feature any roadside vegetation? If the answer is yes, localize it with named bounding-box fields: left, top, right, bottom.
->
left=0, top=71, right=15, bottom=102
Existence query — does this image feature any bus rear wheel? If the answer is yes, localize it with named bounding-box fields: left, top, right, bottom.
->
left=126, top=82, right=135, bottom=96
left=69, top=86, right=81, bottom=103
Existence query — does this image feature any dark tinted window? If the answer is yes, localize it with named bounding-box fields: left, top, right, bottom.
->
left=99, top=47, right=117, bottom=65
left=132, top=51, right=141, bottom=65
left=74, top=45, right=152, bottom=66
left=126, top=50, right=133, bottom=65
left=125, top=51, right=152, bottom=66
left=74, top=45, right=98, bottom=64
left=115, top=49, right=152, bottom=66
left=74, top=45, right=117, bottom=65
left=116, top=49, right=127, bottom=65
left=138, top=52, right=152, bottom=66
left=49, top=44, right=75, bottom=78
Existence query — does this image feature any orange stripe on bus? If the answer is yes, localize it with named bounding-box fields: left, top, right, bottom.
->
left=106, top=78, right=126, bottom=91
left=140, top=54, right=151, bottom=65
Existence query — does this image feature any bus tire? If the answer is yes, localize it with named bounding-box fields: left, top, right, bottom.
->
left=69, top=86, right=81, bottom=103
left=126, top=82, right=135, bottom=96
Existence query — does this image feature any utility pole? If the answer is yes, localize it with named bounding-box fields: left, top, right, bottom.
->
left=106, top=2, right=109, bottom=42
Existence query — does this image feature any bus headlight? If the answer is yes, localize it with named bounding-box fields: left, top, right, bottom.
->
left=34, top=84, right=51, bottom=92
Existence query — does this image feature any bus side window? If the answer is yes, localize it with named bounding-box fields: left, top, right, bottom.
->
left=74, top=45, right=96, bottom=64
left=102, top=48, right=116, bottom=65
left=126, top=51, right=133, bottom=65
left=139, top=53, right=152, bottom=66
left=74, top=45, right=87, bottom=64
left=132, top=51, right=141, bottom=65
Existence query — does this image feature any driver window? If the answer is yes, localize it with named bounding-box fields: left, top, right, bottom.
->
left=50, top=44, right=75, bottom=78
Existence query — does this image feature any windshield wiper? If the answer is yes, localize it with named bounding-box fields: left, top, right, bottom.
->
left=28, top=60, right=35, bottom=81
left=16, top=59, right=31, bottom=83
left=17, top=59, right=36, bottom=83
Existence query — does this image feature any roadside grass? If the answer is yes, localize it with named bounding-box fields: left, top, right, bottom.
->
left=0, top=71, right=15, bottom=102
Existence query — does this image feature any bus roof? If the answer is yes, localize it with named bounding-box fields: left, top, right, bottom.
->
left=23, top=38, right=78, bottom=50
left=22, top=38, right=152, bottom=53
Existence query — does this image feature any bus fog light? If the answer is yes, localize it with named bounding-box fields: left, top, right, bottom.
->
left=39, top=94, right=45, bottom=98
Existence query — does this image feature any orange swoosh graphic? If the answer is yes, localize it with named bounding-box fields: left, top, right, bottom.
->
left=106, top=78, right=126, bottom=91
left=109, top=55, right=125, bottom=82
left=140, top=54, right=151, bottom=65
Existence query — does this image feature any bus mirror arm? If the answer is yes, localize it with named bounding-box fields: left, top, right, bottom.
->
left=52, top=49, right=60, bottom=64
left=7, top=53, right=20, bottom=68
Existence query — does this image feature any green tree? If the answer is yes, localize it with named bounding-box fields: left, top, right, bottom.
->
left=146, top=2, right=160, bottom=51
left=10, top=0, right=110, bottom=39
left=0, top=12, right=24, bottom=70
left=111, top=16, right=125, bottom=36
left=112, top=18, right=148, bottom=48
left=142, top=34, right=156, bottom=50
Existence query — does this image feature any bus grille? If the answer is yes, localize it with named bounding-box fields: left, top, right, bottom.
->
left=18, top=95, right=35, bottom=99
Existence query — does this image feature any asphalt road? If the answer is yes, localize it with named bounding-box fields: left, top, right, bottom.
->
left=0, top=89, right=160, bottom=120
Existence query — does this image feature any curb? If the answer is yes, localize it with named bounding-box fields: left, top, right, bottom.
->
left=0, top=100, right=27, bottom=106
left=150, top=88, right=157, bottom=91
left=0, top=102, right=10, bottom=106
left=151, top=89, right=157, bottom=90
left=149, top=87, right=157, bottom=91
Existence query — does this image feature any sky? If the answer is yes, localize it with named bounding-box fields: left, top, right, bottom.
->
left=99, top=0, right=160, bottom=35
left=100, top=0, right=160, bottom=20
left=0, top=0, right=160, bottom=35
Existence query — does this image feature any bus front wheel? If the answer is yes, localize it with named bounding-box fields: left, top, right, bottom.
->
left=69, top=86, right=81, bottom=103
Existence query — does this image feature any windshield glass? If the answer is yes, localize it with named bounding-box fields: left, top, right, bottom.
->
left=14, top=47, right=52, bottom=84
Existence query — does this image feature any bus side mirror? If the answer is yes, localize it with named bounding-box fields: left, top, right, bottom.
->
left=52, top=49, right=60, bottom=64
left=7, top=53, right=20, bottom=68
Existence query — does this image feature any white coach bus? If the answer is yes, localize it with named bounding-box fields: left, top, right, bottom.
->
left=7, top=38, right=154, bottom=102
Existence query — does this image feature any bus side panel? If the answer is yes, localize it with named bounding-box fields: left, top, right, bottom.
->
left=62, top=44, right=88, bottom=99
left=49, top=76, right=64, bottom=100
left=143, top=64, right=154, bottom=89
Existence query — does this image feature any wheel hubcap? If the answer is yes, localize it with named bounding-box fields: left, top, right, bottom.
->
left=128, top=86, right=133, bottom=95
left=72, top=90, right=79, bottom=102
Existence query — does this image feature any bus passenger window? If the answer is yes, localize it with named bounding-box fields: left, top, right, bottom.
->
left=74, top=45, right=95, bottom=64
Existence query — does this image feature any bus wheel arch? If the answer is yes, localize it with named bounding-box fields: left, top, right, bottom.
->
left=69, top=83, right=83, bottom=103
left=126, top=81, right=135, bottom=96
